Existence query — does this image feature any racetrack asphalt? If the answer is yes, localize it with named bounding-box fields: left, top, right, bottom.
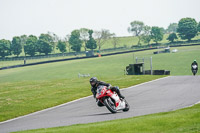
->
left=0, top=76, right=200, bottom=133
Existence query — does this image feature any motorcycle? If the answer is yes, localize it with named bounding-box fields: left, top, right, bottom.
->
left=96, top=85, right=130, bottom=113
left=192, top=65, right=198, bottom=76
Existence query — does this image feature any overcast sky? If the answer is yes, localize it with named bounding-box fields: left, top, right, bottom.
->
left=0, top=0, right=200, bottom=40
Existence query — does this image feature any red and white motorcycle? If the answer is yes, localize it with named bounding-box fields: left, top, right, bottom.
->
left=96, top=85, right=130, bottom=113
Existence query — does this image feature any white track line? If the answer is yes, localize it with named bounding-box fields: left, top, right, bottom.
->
left=189, top=100, right=200, bottom=107
left=122, top=76, right=171, bottom=90
left=180, top=100, right=200, bottom=109
left=0, top=76, right=170, bottom=125
left=196, top=101, right=200, bottom=104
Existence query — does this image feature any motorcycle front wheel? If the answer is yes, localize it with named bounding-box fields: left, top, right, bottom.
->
left=192, top=70, right=196, bottom=75
left=123, top=99, right=130, bottom=112
left=104, top=97, right=117, bottom=113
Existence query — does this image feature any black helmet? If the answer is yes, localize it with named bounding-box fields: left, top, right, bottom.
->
left=90, top=77, right=98, bottom=87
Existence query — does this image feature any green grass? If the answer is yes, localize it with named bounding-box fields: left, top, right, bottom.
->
left=0, top=45, right=199, bottom=123
left=14, top=103, right=200, bottom=133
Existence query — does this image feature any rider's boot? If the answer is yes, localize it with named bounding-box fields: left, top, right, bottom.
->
left=118, top=92, right=125, bottom=99
left=112, top=86, right=125, bottom=99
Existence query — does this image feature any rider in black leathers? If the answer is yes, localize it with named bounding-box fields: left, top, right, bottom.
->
left=90, top=77, right=125, bottom=107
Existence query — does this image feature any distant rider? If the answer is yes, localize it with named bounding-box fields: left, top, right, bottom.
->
left=89, top=77, right=125, bottom=107
left=191, top=60, right=198, bottom=75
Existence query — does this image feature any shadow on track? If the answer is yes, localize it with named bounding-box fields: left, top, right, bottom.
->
left=82, top=112, right=123, bottom=117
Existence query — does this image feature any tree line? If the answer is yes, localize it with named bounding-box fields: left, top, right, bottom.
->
left=128, top=18, right=200, bottom=46
left=0, top=17, right=200, bottom=58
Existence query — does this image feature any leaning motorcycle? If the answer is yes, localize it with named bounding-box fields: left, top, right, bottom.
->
left=96, top=85, right=130, bottom=113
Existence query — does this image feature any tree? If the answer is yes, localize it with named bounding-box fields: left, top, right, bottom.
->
left=79, top=28, right=89, bottom=51
left=160, top=27, right=167, bottom=34
left=167, top=23, right=178, bottom=33
left=141, top=35, right=151, bottom=45
left=177, top=18, right=198, bottom=41
left=86, top=30, right=97, bottom=51
left=151, top=26, right=164, bottom=44
left=112, top=34, right=120, bottom=49
left=167, top=33, right=178, bottom=43
left=141, top=26, right=151, bottom=45
left=47, top=32, right=59, bottom=53
left=37, top=39, right=53, bottom=55
left=197, top=22, right=200, bottom=32
left=128, top=21, right=145, bottom=45
left=57, top=40, right=67, bottom=54
left=69, top=30, right=82, bottom=52
left=0, top=39, right=11, bottom=58
left=64, top=35, right=71, bottom=52
left=38, top=34, right=54, bottom=55
left=24, top=35, right=38, bottom=56
left=11, top=36, right=22, bottom=57
left=39, top=33, right=54, bottom=44
left=20, top=35, right=27, bottom=49
left=94, top=29, right=113, bottom=51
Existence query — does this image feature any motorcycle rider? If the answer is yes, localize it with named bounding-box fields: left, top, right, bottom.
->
left=191, top=60, right=198, bottom=75
left=90, top=77, right=125, bottom=107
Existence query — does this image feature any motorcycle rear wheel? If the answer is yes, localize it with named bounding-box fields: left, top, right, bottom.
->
left=104, top=97, right=117, bottom=113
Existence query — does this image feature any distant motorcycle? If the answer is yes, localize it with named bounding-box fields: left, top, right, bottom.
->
left=192, top=65, right=198, bottom=76
left=96, top=85, right=130, bottom=113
